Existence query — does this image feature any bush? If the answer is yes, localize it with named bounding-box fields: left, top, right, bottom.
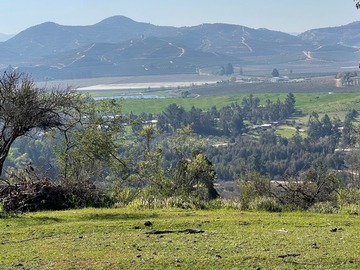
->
left=249, top=196, right=282, bottom=212
left=207, top=199, right=243, bottom=210
left=308, top=201, right=339, bottom=214
left=238, top=171, right=272, bottom=210
left=238, top=181, right=256, bottom=210
left=341, top=204, right=359, bottom=215
left=0, top=178, right=113, bottom=213
left=61, top=181, right=113, bottom=209
left=337, top=188, right=360, bottom=206
left=273, top=168, right=340, bottom=210
left=125, top=193, right=210, bottom=210
left=1, top=179, right=67, bottom=212
left=112, top=187, right=141, bottom=207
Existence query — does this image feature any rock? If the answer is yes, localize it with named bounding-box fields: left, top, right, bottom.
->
left=144, top=221, right=153, bottom=227
left=311, top=243, right=319, bottom=249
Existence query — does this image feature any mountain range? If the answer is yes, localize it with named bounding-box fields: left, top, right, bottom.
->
left=1, top=16, right=359, bottom=80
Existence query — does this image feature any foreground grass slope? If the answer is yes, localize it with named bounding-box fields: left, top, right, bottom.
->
left=1, top=208, right=359, bottom=269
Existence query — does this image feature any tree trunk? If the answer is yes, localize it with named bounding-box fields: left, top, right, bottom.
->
left=0, top=136, right=17, bottom=176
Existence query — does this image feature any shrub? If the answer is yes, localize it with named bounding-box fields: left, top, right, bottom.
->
left=337, top=188, right=360, bottom=206
left=125, top=193, right=210, bottom=210
left=238, top=181, right=256, bottom=210
left=249, top=196, right=283, bottom=212
left=0, top=177, right=113, bottom=213
left=237, top=170, right=272, bottom=210
left=341, top=204, right=359, bottom=215
left=61, top=181, right=113, bottom=209
left=308, top=201, right=339, bottom=214
left=1, top=179, right=67, bottom=213
left=112, top=187, right=141, bottom=207
left=273, top=168, right=340, bottom=210
left=207, top=199, right=243, bottom=210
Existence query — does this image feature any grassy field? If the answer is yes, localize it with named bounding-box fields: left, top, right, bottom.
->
left=1, top=207, right=360, bottom=269
left=118, top=92, right=360, bottom=116
left=76, top=75, right=360, bottom=117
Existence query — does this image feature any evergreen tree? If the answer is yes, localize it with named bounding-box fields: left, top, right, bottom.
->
left=271, top=68, right=280, bottom=77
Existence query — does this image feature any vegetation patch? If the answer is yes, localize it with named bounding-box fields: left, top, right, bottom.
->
left=118, top=91, right=360, bottom=115
left=1, top=208, right=359, bottom=269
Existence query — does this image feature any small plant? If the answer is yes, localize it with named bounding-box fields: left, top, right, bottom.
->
left=112, top=187, right=141, bottom=207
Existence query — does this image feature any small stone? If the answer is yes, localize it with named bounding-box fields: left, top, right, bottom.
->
left=311, top=243, right=319, bottom=249
left=144, top=221, right=153, bottom=227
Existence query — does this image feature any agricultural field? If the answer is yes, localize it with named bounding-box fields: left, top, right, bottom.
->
left=117, top=91, right=360, bottom=116
left=1, top=207, right=360, bottom=269
left=71, top=75, right=360, bottom=117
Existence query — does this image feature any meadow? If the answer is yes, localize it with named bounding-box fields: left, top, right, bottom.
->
left=82, top=77, right=360, bottom=116
left=117, top=92, right=360, bottom=116
left=1, top=207, right=360, bottom=269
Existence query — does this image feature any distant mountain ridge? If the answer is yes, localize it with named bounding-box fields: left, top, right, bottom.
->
left=0, top=33, right=14, bottom=42
left=0, top=16, right=359, bottom=80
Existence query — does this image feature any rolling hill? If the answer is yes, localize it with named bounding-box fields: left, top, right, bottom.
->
left=0, top=16, right=359, bottom=80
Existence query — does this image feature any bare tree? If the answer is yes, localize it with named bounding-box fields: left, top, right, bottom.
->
left=0, top=71, right=81, bottom=177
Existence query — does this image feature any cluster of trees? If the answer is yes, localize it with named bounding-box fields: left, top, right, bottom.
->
left=2, top=70, right=360, bottom=212
left=208, top=110, right=358, bottom=180
left=154, top=93, right=296, bottom=137
left=0, top=72, right=220, bottom=212
left=217, top=63, right=234, bottom=76
left=207, top=129, right=344, bottom=180
left=335, top=71, right=358, bottom=85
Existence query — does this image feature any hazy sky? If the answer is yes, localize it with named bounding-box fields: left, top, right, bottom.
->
left=2, top=0, right=359, bottom=35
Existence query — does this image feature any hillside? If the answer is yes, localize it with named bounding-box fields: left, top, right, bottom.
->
left=0, top=16, right=359, bottom=80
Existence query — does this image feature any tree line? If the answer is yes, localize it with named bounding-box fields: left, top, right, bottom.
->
left=153, top=93, right=296, bottom=137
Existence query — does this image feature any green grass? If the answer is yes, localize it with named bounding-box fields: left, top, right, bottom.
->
left=294, top=92, right=360, bottom=115
left=1, top=208, right=360, bottom=269
left=275, top=125, right=298, bottom=138
left=117, top=92, right=360, bottom=116
left=122, top=95, right=244, bottom=114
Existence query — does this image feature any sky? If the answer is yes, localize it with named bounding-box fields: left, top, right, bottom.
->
left=1, top=0, right=359, bottom=35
